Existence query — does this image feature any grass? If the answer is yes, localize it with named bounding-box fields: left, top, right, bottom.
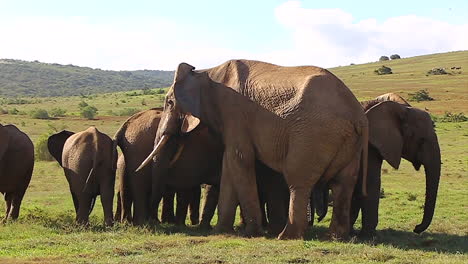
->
left=1, top=51, right=468, bottom=263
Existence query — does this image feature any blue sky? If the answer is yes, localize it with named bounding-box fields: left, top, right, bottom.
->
left=0, top=0, right=467, bottom=70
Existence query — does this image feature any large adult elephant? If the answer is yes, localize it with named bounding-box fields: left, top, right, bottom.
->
left=315, top=93, right=441, bottom=237
left=113, top=108, right=221, bottom=226
left=0, top=124, right=34, bottom=221
left=139, top=60, right=368, bottom=239
left=48, top=127, right=117, bottom=226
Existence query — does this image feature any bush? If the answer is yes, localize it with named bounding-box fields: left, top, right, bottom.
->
left=155, top=88, right=166, bottom=94
left=50, top=107, right=67, bottom=117
left=390, top=54, right=401, bottom=60
left=8, top=108, right=19, bottom=115
left=80, top=105, right=98, bottom=119
left=379, top=56, right=390, bottom=61
left=374, top=66, right=393, bottom=75
left=35, top=133, right=54, bottom=161
left=30, top=109, right=50, bottom=119
left=78, top=101, right=89, bottom=109
left=435, top=112, right=468, bottom=122
left=408, top=89, right=434, bottom=102
left=427, top=68, right=448, bottom=75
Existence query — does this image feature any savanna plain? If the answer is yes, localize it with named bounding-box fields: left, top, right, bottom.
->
left=0, top=51, right=467, bottom=263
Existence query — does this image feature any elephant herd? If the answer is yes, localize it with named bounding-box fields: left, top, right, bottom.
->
left=0, top=59, right=441, bottom=241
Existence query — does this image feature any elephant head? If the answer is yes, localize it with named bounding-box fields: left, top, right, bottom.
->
left=366, top=101, right=441, bottom=233
left=0, top=124, right=10, bottom=162
left=47, top=130, right=75, bottom=166
left=136, top=63, right=205, bottom=205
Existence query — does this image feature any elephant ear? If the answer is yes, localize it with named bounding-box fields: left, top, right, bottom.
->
left=0, top=124, right=10, bottom=161
left=181, top=114, right=200, bottom=133
left=47, top=130, right=75, bottom=167
left=366, top=101, right=407, bottom=169
left=173, top=63, right=201, bottom=118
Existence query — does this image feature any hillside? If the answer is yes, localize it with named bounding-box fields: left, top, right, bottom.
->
left=0, top=59, right=174, bottom=97
left=329, top=50, right=468, bottom=114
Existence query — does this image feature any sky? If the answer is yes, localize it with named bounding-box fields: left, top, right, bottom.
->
left=0, top=0, right=467, bottom=70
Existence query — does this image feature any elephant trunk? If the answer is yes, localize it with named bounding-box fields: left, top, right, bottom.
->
left=413, top=142, right=441, bottom=234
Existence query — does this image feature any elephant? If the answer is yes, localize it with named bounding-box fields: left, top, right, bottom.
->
left=314, top=93, right=441, bottom=237
left=139, top=59, right=368, bottom=240
left=48, top=127, right=117, bottom=226
left=113, top=108, right=219, bottom=226
left=0, top=124, right=34, bottom=221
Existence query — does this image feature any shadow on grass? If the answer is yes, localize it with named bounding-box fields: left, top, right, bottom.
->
left=10, top=208, right=468, bottom=255
left=303, top=226, right=467, bottom=254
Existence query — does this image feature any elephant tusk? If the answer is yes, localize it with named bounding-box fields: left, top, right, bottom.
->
left=135, top=135, right=170, bottom=172
left=169, top=143, right=185, bottom=168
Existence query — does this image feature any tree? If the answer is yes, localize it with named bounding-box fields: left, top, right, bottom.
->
left=379, top=56, right=390, bottom=61
left=81, top=105, right=98, bottom=119
left=390, top=54, right=401, bottom=60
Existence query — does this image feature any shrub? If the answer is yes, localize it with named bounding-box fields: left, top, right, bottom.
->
left=374, top=66, right=393, bottom=75
left=155, top=88, right=166, bottom=94
left=78, top=101, right=89, bottom=109
left=390, top=54, right=401, bottom=60
left=50, top=107, right=67, bottom=117
left=379, top=56, right=390, bottom=61
left=30, top=109, right=50, bottom=119
left=35, top=132, right=54, bottom=161
left=408, top=89, right=434, bottom=102
left=427, top=68, right=448, bottom=75
left=80, top=105, right=98, bottom=120
left=437, top=112, right=468, bottom=122
left=8, top=108, right=19, bottom=115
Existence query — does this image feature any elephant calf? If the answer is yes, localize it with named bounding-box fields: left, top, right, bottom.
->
left=0, top=124, right=34, bottom=221
left=48, top=127, right=117, bottom=226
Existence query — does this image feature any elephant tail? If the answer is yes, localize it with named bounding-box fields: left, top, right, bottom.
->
left=361, top=121, right=369, bottom=197
left=83, top=128, right=101, bottom=193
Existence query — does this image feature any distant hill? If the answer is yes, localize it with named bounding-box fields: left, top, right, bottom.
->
left=0, top=59, right=174, bottom=97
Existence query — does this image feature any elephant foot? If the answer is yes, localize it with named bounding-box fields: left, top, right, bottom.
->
left=241, top=223, right=263, bottom=238
left=161, top=216, right=176, bottom=224
left=267, top=224, right=285, bottom=237
left=199, top=221, right=212, bottom=230
left=104, top=218, right=114, bottom=227
left=191, top=218, right=200, bottom=225
left=358, top=229, right=377, bottom=240
left=278, top=226, right=304, bottom=240
left=213, top=224, right=234, bottom=235
left=325, top=230, right=350, bottom=241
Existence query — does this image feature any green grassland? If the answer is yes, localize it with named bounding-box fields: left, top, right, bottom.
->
left=0, top=52, right=467, bottom=263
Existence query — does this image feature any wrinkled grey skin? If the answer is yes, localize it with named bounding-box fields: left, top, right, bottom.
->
left=314, top=94, right=441, bottom=237
left=48, top=127, right=117, bottom=226
left=0, top=124, right=34, bottom=221
left=145, top=60, right=368, bottom=240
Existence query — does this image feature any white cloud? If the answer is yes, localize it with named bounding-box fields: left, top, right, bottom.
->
left=269, top=0, right=468, bottom=67
left=0, top=2, right=467, bottom=70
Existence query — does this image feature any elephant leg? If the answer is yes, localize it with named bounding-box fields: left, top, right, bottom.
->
left=161, top=188, right=176, bottom=224
left=277, top=184, right=312, bottom=240
left=71, top=189, right=79, bottom=214
left=265, top=175, right=289, bottom=236
left=114, top=192, right=122, bottom=222
left=216, top=151, right=262, bottom=236
left=360, top=157, right=382, bottom=237
left=100, top=185, right=114, bottom=227
left=175, top=190, right=190, bottom=226
left=4, top=193, right=13, bottom=221
left=214, top=158, right=239, bottom=234
left=76, top=193, right=93, bottom=225
left=349, top=186, right=361, bottom=235
left=328, top=156, right=360, bottom=240
left=308, top=191, right=315, bottom=227
left=132, top=192, right=149, bottom=226
left=200, top=185, right=219, bottom=229
left=9, top=189, right=27, bottom=220
left=189, top=186, right=201, bottom=225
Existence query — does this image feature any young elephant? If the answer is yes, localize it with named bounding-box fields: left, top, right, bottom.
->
left=0, top=124, right=34, bottom=221
left=48, top=127, right=117, bottom=226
